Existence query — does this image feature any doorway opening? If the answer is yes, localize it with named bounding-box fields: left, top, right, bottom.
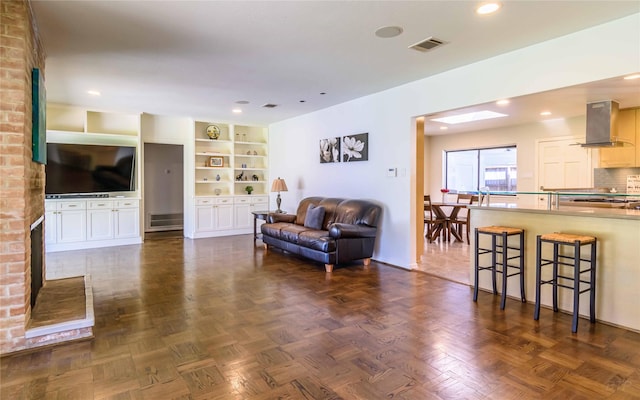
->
left=144, top=143, right=184, bottom=234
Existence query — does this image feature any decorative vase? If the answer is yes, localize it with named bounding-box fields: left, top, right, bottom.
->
left=215, top=174, right=220, bottom=181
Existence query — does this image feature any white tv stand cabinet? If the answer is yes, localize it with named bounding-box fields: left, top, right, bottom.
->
left=45, top=197, right=141, bottom=253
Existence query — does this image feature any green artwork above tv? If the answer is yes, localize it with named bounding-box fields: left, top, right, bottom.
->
left=32, top=68, right=46, bottom=164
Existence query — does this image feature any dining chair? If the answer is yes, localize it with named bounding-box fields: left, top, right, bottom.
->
left=451, top=193, right=478, bottom=243
left=424, top=195, right=447, bottom=242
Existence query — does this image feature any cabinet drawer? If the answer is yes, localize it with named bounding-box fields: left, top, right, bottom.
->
left=58, top=201, right=86, bottom=210
left=196, top=198, right=215, bottom=206
left=251, top=196, right=268, bottom=204
left=88, top=200, right=113, bottom=209
left=115, top=199, right=138, bottom=208
left=196, top=197, right=232, bottom=206
left=236, top=195, right=268, bottom=204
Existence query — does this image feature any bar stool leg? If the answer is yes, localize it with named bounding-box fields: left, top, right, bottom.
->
left=590, top=241, right=597, bottom=323
left=473, top=228, right=480, bottom=302
left=519, top=231, right=526, bottom=303
left=572, top=241, right=581, bottom=333
left=500, top=232, right=508, bottom=310
left=491, top=235, right=497, bottom=295
left=552, top=243, right=559, bottom=312
left=534, top=235, right=542, bottom=321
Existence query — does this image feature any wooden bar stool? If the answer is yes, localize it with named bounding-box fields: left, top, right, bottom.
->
left=534, top=232, right=597, bottom=333
left=474, top=226, right=526, bottom=310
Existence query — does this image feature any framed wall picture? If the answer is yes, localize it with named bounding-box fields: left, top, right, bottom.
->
left=319, top=137, right=340, bottom=163
left=209, top=156, right=224, bottom=167
left=32, top=68, right=46, bottom=164
left=342, top=132, right=368, bottom=162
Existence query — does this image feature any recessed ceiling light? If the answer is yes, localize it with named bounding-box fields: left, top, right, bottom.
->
left=431, top=110, right=508, bottom=124
left=235, top=100, right=250, bottom=104
left=476, top=2, right=501, bottom=15
left=87, top=90, right=101, bottom=96
left=496, top=99, right=510, bottom=105
left=232, top=108, right=242, bottom=114
left=624, top=74, right=640, bottom=80
left=440, top=126, right=448, bottom=130
left=540, top=111, right=552, bottom=116
left=375, top=26, right=404, bottom=38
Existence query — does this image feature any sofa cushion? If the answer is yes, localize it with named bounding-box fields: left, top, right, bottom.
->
left=261, top=222, right=287, bottom=239
left=280, top=224, right=309, bottom=243
left=298, top=230, right=336, bottom=252
left=304, top=204, right=325, bottom=230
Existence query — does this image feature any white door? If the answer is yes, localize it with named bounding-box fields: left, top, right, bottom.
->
left=44, top=211, right=57, bottom=245
left=57, top=210, right=86, bottom=243
left=195, top=206, right=214, bottom=232
left=115, top=207, right=139, bottom=238
left=234, top=203, right=252, bottom=229
left=538, top=137, right=592, bottom=191
left=216, top=204, right=234, bottom=230
left=87, top=208, right=114, bottom=241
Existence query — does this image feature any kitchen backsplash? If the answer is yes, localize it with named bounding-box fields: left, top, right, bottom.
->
left=594, top=167, right=640, bottom=193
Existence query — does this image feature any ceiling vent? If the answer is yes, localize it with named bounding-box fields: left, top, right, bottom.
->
left=409, top=37, right=447, bottom=52
left=262, top=103, right=278, bottom=108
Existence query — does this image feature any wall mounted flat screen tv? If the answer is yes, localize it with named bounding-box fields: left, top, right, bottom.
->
left=45, top=143, right=136, bottom=195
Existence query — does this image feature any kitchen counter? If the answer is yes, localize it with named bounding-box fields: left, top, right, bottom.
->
left=469, top=202, right=640, bottom=220
left=470, top=204, right=640, bottom=332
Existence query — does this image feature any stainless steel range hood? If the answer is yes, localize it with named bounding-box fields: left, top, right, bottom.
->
left=581, top=100, right=632, bottom=147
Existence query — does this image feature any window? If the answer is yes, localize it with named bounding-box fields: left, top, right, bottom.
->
left=445, top=146, right=517, bottom=192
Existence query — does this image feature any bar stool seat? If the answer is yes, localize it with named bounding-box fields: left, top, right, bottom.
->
left=534, top=232, right=597, bottom=333
left=474, top=226, right=526, bottom=310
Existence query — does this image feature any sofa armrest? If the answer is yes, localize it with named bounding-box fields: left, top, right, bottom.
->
left=329, top=223, right=377, bottom=238
left=268, top=213, right=297, bottom=224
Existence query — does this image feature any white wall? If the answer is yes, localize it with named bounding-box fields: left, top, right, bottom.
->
left=268, top=13, right=640, bottom=269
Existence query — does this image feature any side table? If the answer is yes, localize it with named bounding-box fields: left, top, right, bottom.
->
left=251, top=210, right=270, bottom=242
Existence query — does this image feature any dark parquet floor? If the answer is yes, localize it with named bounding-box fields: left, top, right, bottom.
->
left=2, top=233, right=640, bottom=399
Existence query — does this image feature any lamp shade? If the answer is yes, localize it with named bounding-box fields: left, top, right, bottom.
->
left=271, top=177, right=288, bottom=193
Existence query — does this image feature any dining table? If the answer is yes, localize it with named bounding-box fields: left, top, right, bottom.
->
left=428, top=202, right=469, bottom=242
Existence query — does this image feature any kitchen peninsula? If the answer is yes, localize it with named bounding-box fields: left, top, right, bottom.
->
left=469, top=194, right=640, bottom=332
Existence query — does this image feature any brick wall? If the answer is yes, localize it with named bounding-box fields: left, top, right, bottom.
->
left=0, top=0, right=46, bottom=355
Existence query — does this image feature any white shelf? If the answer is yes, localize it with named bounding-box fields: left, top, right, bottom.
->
left=195, top=138, right=233, bottom=144
left=234, top=141, right=267, bottom=145
left=196, top=166, right=232, bottom=170
left=196, top=152, right=231, bottom=156
left=235, top=180, right=267, bottom=184
left=196, top=180, right=229, bottom=184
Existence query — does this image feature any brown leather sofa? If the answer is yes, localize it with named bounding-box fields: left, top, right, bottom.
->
left=261, top=197, right=382, bottom=272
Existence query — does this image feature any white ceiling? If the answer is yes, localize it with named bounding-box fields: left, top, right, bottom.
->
left=424, top=75, right=640, bottom=135
left=32, top=1, right=640, bottom=127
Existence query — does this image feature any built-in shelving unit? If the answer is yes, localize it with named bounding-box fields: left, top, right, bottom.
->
left=194, top=121, right=268, bottom=197
left=44, top=105, right=271, bottom=243
left=44, top=104, right=143, bottom=251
